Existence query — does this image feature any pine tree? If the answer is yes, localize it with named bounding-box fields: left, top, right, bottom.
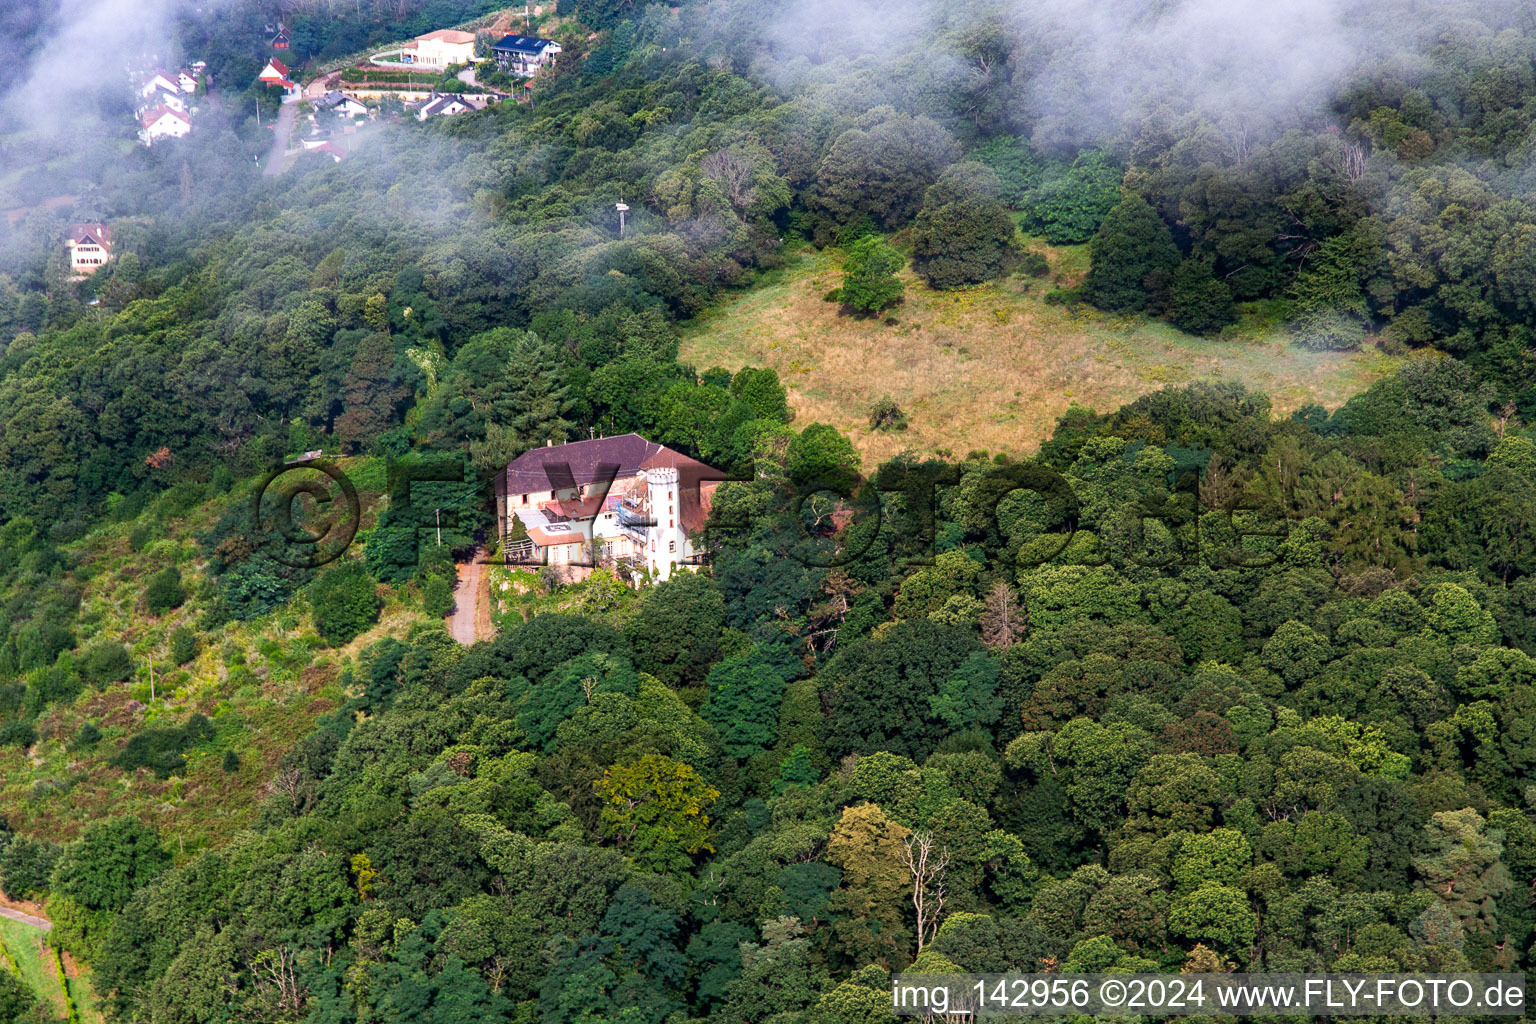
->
left=1082, top=192, right=1181, bottom=313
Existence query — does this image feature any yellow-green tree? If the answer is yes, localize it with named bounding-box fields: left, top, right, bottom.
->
left=594, top=754, right=719, bottom=873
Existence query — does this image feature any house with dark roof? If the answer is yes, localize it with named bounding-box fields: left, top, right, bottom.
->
left=490, top=34, right=562, bottom=76
left=496, top=434, right=722, bottom=580
left=315, top=90, right=368, bottom=117
left=416, top=93, right=474, bottom=120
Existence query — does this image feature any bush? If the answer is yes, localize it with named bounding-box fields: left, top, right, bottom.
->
left=0, top=834, right=60, bottom=899
left=111, top=714, right=215, bottom=779
left=308, top=562, right=381, bottom=646
left=81, top=641, right=133, bottom=686
left=423, top=576, right=455, bottom=618
left=128, top=523, right=155, bottom=552
left=1043, top=287, right=1083, bottom=306
left=0, top=719, right=36, bottom=748
left=869, top=396, right=909, bottom=432
left=1017, top=250, right=1050, bottom=277
left=72, top=721, right=102, bottom=750
left=169, top=626, right=199, bottom=665
left=145, top=566, right=187, bottom=614
left=223, top=749, right=241, bottom=772
left=910, top=164, right=1019, bottom=289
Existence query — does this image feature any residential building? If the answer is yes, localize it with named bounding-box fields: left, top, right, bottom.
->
left=496, top=434, right=721, bottom=581
left=138, top=70, right=179, bottom=99
left=176, top=70, right=197, bottom=93
left=258, top=58, right=297, bottom=92
left=417, top=93, right=474, bottom=120
left=67, top=223, right=112, bottom=274
left=315, top=91, right=368, bottom=117
left=490, top=34, right=561, bottom=76
left=138, top=105, right=191, bottom=145
left=404, top=29, right=477, bottom=68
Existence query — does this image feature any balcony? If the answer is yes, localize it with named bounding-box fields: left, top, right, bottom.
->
left=616, top=503, right=653, bottom=528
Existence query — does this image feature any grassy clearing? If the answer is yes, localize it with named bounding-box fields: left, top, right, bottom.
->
left=680, top=242, right=1398, bottom=465
left=0, top=916, right=66, bottom=1020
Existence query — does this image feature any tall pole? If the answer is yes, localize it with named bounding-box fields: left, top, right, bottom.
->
left=436, top=508, right=442, bottom=546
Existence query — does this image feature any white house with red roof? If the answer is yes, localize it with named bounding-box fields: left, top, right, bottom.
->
left=67, top=223, right=113, bottom=274
left=496, top=434, right=722, bottom=580
left=258, top=58, right=297, bottom=92
left=138, top=105, right=191, bottom=145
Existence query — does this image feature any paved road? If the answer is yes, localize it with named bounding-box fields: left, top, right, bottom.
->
left=262, top=93, right=299, bottom=177
left=446, top=550, right=492, bottom=644
left=0, top=905, right=50, bottom=931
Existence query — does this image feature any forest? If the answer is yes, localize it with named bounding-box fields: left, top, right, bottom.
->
left=0, top=0, right=1533, bottom=1020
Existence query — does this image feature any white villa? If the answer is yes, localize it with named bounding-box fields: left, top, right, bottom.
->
left=495, top=434, right=721, bottom=581
left=404, top=29, right=477, bottom=68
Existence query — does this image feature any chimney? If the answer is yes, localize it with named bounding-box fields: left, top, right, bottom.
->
left=546, top=439, right=553, bottom=447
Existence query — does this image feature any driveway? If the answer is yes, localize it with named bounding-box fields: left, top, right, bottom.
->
left=262, top=92, right=299, bottom=177
left=447, top=549, right=494, bottom=644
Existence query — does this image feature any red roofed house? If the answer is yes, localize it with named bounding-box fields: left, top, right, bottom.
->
left=67, top=224, right=113, bottom=274
left=496, top=434, right=723, bottom=580
left=138, top=105, right=191, bottom=145
left=258, top=58, right=296, bottom=92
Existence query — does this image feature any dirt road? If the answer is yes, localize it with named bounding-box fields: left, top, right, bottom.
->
left=447, top=550, right=494, bottom=644
left=0, top=904, right=50, bottom=931
left=262, top=93, right=299, bottom=177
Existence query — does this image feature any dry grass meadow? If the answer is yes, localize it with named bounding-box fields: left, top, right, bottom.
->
left=680, top=242, right=1398, bottom=465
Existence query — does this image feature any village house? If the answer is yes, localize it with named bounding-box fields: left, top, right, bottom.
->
left=416, top=93, right=475, bottom=120
left=67, top=223, right=112, bottom=274
left=315, top=91, right=368, bottom=118
left=138, top=70, right=178, bottom=99
left=138, top=105, right=191, bottom=145
left=403, top=28, right=477, bottom=69
left=495, top=434, right=721, bottom=581
left=490, top=34, right=561, bottom=76
left=258, top=58, right=297, bottom=92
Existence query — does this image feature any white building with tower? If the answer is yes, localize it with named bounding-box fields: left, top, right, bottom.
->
left=495, top=434, right=722, bottom=581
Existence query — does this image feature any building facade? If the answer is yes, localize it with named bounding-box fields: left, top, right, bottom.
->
left=490, top=35, right=561, bottom=76
left=67, top=224, right=113, bottom=274
left=496, top=434, right=721, bottom=581
left=406, top=29, right=477, bottom=68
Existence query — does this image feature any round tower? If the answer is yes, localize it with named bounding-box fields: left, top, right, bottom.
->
left=645, top=466, right=682, bottom=579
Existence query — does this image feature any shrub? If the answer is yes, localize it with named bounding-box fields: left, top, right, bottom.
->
left=0, top=834, right=60, bottom=899
left=0, top=719, right=36, bottom=748
left=423, top=576, right=455, bottom=618
left=223, top=749, right=241, bottom=773
left=145, top=566, right=187, bottom=614
left=111, top=714, right=216, bottom=779
left=72, top=721, right=102, bottom=749
left=169, top=626, right=199, bottom=665
left=128, top=524, right=155, bottom=552
left=1043, top=287, right=1083, bottom=305
left=82, top=641, right=133, bottom=686
left=1017, top=250, right=1050, bottom=277
left=309, top=562, right=381, bottom=646
left=869, top=396, right=909, bottom=432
